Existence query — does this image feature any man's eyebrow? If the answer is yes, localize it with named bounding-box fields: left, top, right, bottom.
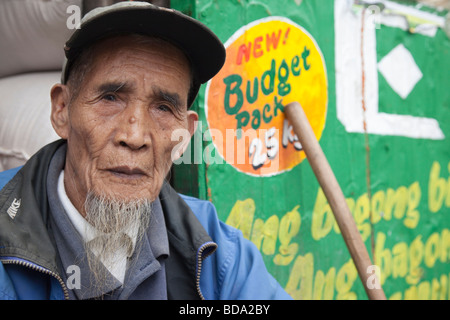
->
left=96, top=81, right=130, bottom=94
left=155, top=88, right=183, bottom=110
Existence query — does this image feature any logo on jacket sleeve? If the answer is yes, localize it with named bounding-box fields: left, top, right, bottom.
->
left=7, top=198, right=21, bottom=220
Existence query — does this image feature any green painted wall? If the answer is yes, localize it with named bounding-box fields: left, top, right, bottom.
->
left=171, top=0, right=450, bottom=300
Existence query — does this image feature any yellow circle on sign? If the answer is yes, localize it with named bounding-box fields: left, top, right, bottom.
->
left=205, top=17, right=328, bottom=176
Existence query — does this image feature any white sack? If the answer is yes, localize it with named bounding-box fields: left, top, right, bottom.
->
left=0, top=72, right=61, bottom=171
left=0, top=0, right=82, bottom=78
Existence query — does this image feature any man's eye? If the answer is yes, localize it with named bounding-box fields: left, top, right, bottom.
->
left=157, top=104, right=171, bottom=112
left=102, top=94, right=117, bottom=102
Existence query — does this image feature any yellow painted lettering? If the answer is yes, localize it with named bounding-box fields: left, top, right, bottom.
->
left=417, top=281, right=431, bottom=300
left=440, top=229, right=450, bottom=263
left=353, top=193, right=371, bottom=241
left=394, top=186, right=408, bottom=220
left=285, top=253, right=313, bottom=300
left=404, top=285, right=418, bottom=300
left=407, top=235, right=424, bottom=285
left=250, top=216, right=279, bottom=255
left=446, top=162, right=450, bottom=207
left=428, top=161, right=447, bottom=213
left=392, top=242, right=408, bottom=279
left=431, top=277, right=441, bottom=300
left=389, top=292, right=402, bottom=300
left=250, top=218, right=264, bottom=250
left=333, top=198, right=355, bottom=235
left=274, top=205, right=301, bottom=266
left=418, top=281, right=431, bottom=300
left=384, top=187, right=407, bottom=221
left=404, top=182, right=421, bottom=229
left=371, top=190, right=385, bottom=224
left=313, top=268, right=336, bottom=300
left=424, top=232, right=440, bottom=268
left=225, top=198, right=255, bottom=239
left=438, top=274, right=448, bottom=300
left=261, top=215, right=279, bottom=255
left=335, top=259, right=358, bottom=300
left=311, top=188, right=335, bottom=240
left=375, top=232, right=392, bottom=285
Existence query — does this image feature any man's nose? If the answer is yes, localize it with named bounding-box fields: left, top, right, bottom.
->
left=115, top=105, right=151, bottom=151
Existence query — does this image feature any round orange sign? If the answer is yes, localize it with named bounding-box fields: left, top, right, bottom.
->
left=205, top=17, right=328, bottom=176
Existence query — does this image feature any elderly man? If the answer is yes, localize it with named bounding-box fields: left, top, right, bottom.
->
left=0, top=2, right=291, bottom=300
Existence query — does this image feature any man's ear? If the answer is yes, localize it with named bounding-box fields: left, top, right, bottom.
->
left=171, top=111, right=199, bottom=162
left=186, top=110, right=199, bottom=138
left=50, top=84, right=70, bottom=139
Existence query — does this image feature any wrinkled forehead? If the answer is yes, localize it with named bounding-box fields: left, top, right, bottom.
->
left=79, top=34, right=192, bottom=78
left=65, top=34, right=195, bottom=109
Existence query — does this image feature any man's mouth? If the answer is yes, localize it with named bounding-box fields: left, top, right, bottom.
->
left=107, top=166, right=147, bottom=179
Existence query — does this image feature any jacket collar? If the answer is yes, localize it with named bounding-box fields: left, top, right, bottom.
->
left=159, top=180, right=217, bottom=299
left=0, top=139, right=66, bottom=273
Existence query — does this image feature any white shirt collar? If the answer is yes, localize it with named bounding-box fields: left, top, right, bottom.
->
left=57, top=171, right=98, bottom=243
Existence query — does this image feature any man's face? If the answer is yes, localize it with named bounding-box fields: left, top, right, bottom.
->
left=51, top=36, right=197, bottom=214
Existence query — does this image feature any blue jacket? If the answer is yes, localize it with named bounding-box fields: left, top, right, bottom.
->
left=0, top=140, right=291, bottom=300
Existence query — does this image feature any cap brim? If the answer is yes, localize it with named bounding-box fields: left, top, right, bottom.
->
left=63, top=4, right=225, bottom=86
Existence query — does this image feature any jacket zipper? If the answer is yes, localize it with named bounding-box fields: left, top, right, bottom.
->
left=1, top=257, right=69, bottom=300
left=195, top=242, right=217, bottom=300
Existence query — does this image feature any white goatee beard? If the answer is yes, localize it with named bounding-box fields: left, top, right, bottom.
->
left=83, top=191, right=152, bottom=295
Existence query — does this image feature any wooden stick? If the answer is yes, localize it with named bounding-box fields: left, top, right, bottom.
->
left=285, top=102, right=386, bottom=300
